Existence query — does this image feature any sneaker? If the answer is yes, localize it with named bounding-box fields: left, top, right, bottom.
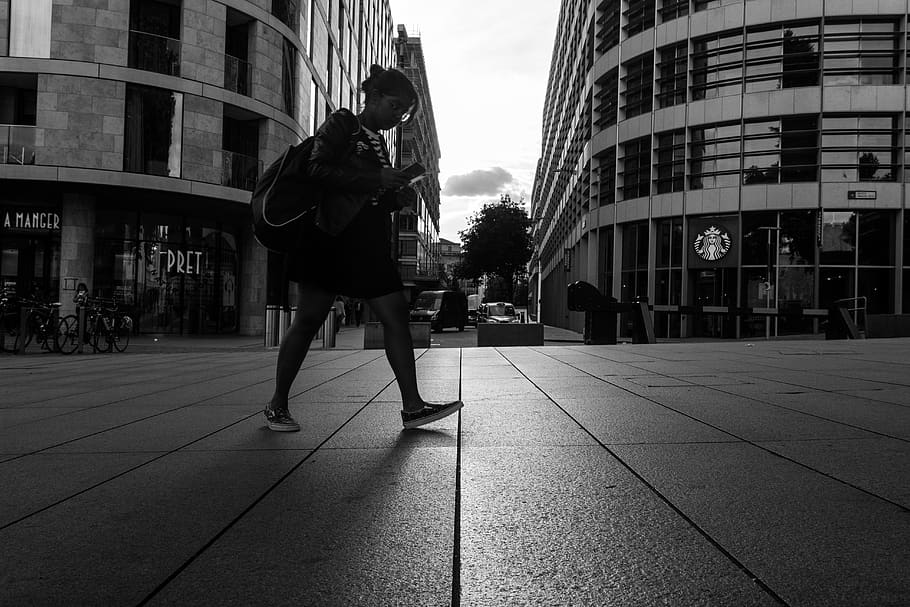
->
left=401, top=400, right=464, bottom=430
left=264, top=406, right=300, bottom=432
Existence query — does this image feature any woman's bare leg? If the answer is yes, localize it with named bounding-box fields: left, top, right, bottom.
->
left=269, top=282, right=335, bottom=410
left=366, top=290, right=425, bottom=411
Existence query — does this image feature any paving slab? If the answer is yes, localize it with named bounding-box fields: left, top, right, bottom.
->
left=460, top=445, right=780, bottom=607
left=1, top=337, right=909, bottom=606
left=0, top=450, right=309, bottom=605
left=145, top=447, right=456, bottom=607
left=612, top=442, right=910, bottom=607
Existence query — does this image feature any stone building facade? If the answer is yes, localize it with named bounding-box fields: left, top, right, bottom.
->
left=0, top=0, right=395, bottom=336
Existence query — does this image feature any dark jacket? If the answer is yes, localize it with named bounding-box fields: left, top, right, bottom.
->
left=307, top=109, right=406, bottom=236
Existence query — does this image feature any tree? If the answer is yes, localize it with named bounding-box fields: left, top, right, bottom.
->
left=458, top=194, right=532, bottom=303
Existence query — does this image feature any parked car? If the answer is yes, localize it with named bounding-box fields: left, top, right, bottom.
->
left=410, top=290, right=468, bottom=332
left=477, top=302, right=520, bottom=324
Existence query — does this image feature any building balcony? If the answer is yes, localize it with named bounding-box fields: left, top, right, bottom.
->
left=222, top=150, right=261, bottom=191
left=224, top=54, right=252, bottom=96
left=128, top=30, right=181, bottom=77
left=1, top=125, right=36, bottom=165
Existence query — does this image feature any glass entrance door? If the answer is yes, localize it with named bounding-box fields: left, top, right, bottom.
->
left=689, top=268, right=736, bottom=338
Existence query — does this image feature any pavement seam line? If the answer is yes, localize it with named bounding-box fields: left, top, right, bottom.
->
left=543, top=347, right=910, bottom=512
left=2, top=348, right=367, bottom=413
left=0, top=351, right=380, bottom=464
left=498, top=347, right=793, bottom=607
left=136, top=348, right=433, bottom=606
left=563, top=347, right=910, bottom=443
left=552, top=348, right=910, bottom=512
left=451, top=347, right=463, bottom=607
left=0, top=354, right=389, bottom=531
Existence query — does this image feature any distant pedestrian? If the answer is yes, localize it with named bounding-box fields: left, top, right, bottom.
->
left=264, top=64, right=462, bottom=432
left=333, top=296, right=345, bottom=333
left=354, top=300, right=363, bottom=326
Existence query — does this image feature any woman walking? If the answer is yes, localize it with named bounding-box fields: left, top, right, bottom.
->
left=265, top=65, right=462, bottom=432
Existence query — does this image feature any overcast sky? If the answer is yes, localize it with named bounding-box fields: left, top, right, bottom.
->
left=387, top=1, right=562, bottom=243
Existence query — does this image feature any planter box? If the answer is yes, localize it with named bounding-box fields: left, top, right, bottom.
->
left=476, top=323, right=544, bottom=346
left=866, top=314, right=910, bottom=338
left=363, top=322, right=431, bottom=349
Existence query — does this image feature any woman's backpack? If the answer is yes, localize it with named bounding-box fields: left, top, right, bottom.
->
left=250, top=137, right=321, bottom=253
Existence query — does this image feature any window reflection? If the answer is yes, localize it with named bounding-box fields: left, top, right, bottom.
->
left=124, top=85, right=183, bottom=178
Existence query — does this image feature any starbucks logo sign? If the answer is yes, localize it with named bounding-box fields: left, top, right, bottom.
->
left=693, top=225, right=732, bottom=262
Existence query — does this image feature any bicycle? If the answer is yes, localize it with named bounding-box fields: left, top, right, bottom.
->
left=91, top=299, right=132, bottom=353
left=1, top=292, right=63, bottom=353
left=57, top=294, right=132, bottom=354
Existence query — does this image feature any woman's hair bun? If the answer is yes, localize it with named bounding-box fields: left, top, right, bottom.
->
left=368, top=64, right=384, bottom=78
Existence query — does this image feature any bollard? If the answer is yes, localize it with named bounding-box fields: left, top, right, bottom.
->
left=77, top=306, right=86, bottom=354
left=322, top=312, right=335, bottom=348
left=264, top=304, right=279, bottom=347
left=15, top=306, right=29, bottom=355
left=277, top=307, right=292, bottom=344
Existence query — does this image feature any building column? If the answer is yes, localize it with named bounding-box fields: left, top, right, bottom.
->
left=238, top=222, right=266, bottom=336
left=59, top=194, right=95, bottom=317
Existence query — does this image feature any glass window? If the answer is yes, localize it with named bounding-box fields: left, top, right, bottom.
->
left=858, top=268, right=893, bottom=313
left=659, top=0, right=688, bottom=22
left=819, top=267, right=855, bottom=309
left=594, top=68, right=619, bottom=129
left=128, top=0, right=182, bottom=76
left=622, top=52, right=654, bottom=119
left=272, top=0, right=300, bottom=31
left=596, top=0, right=621, bottom=54
left=741, top=212, right=777, bottom=266
left=655, top=129, right=685, bottom=193
left=857, top=211, right=893, bottom=266
left=656, top=42, right=687, bottom=108
left=690, top=122, right=741, bottom=190
left=691, top=30, right=743, bottom=100
left=821, top=115, right=898, bottom=182
left=282, top=38, right=298, bottom=117
left=124, top=85, right=183, bottom=178
left=619, top=136, right=651, bottom=199
left=623, top=0, right=655, bottom=38
left=780, top=117, right=818, bottom=182
left=597, top=148, right=616, bottom=207
left=820, top=211, right=856, bottom=265
left=779, top=211, right=815, bottom=266
left=9, top=0, right=52, bottom=58
left=823, top=19, right=900, bottom=86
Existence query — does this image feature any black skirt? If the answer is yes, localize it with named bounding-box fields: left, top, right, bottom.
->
left=287, top=203, right=403, bottom=299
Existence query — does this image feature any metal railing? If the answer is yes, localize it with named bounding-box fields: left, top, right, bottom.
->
left=0, top=125, right=36, bottom=165
left=224, top=54, right=253, bottom=96
left=222, top=150, right=261, bottom=191
left=128, top=30, right=181, bottom=77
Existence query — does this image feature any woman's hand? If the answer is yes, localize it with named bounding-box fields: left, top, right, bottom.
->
left=379, top=168, right=410, bottom=190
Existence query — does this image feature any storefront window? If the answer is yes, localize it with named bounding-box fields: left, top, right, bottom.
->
left=779, top=211, right=816, bottom=266
left=820, top=211, right=856, bottom=265
left=857, top=211, right=893, bottom=266
left=94, top=211, right=240, bottom=334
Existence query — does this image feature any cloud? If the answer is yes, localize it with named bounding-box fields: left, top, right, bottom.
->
left=442, top=167, right=514, bottom=196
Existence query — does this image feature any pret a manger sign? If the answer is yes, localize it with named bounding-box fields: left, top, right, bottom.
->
left=164, top=249, right=203, bottom=275
left=2, top=210, right=61, bottom=231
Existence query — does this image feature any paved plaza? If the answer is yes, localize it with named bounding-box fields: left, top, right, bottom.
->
left=1, top=333, right=908, bottom=606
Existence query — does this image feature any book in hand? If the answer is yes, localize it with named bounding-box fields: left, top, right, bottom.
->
left=401, top=162, right=426, bottom=184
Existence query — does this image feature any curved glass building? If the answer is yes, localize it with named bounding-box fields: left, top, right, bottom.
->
left=532, top=0, right=910, bottom=339
left=0, top=0, right=396, bottom=335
